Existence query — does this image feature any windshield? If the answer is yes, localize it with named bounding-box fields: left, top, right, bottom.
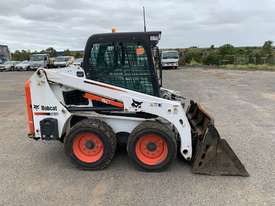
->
left=4, top=61, right=14, bottom=64
left=75, top=58, right=83, bottom=63
left=162, top=51, right=179, bottom=59
left=30, top=55, right=44, bottom=61
left=56, top=57, right=69, bottom=62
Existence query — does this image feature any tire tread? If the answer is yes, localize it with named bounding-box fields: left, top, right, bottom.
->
left=64, top=118, right=116, bottom=170
left=127, top=121, right=177, bottom=171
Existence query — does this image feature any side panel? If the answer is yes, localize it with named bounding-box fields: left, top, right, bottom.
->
left=29, top=72, right=71, bottom=139
left=45, top=69, right=192, bottom=159
left=99, top=115, right=145, bottom=134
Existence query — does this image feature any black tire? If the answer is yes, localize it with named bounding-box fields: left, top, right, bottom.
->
left=127, top=121, right=177, bottom=172
left=64, top=118, right=117, bottom=170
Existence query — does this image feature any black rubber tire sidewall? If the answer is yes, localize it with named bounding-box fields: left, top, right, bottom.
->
left=127, top=122, right=177, bottom=172
left=64, top=119, right=116, bottom=170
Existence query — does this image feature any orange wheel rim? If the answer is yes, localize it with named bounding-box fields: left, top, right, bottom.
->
left=72, top=133, right=104, bottom=163
left=135, top=134, right=168, bottom=166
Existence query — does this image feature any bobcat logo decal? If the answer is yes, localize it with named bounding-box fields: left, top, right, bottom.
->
left=131, top=99, right=143, bottom=108
left=33, top=105, right=40, bottom=110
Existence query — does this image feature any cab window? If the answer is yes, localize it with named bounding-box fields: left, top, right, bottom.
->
left=88, top=42, right=155, bottom=96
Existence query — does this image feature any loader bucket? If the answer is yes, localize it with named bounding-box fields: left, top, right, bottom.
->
left=186, top=101, right=249, bottom=177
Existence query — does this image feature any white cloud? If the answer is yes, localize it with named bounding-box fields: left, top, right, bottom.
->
left=0, top=0, right=274, bottom=51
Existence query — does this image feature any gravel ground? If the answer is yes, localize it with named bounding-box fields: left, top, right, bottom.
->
left=0, top=68, right=274, bottom=206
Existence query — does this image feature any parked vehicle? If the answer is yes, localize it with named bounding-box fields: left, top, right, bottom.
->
left=30, top=54, right=50, bottom=70
left=0, top=62, right=5, bottom=72
left=48, top=58, right=56, bottom=68
left=54, top=56, right=74, bottom=68
left=0, top=61, right=20, bottom=71
left=15, top=60, right=32, bottom=71
left=0, top=45, right=10, bottom=64
left=161, top=50, right=179, bottom=69
left=73, top=58, right=83, bottom=67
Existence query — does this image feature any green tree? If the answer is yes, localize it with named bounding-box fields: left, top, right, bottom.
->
left=45, top=47, right=57, bottom=57
left=74, top=51, right=82, bottom=58
left=218, top=44, right=235, bottom=57
left=251, top=50, right=262, bottom=64
left=64, top=49, right=71, bottom=56
left=261, top=41, right=273, bottom=64
left=262, top=40, right=273, bottom=55
left=11, top=50, right=31, bottom=61
left=184, top=48, right=203, bottom=64
left=39, top=49, right=46, bottom=54
left=202, top=51, right=221, bottom=65
left=218, top=44, right=236, bottom=64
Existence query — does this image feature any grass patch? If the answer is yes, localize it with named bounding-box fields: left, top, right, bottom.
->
left=219, top=64, right=275, bottom=71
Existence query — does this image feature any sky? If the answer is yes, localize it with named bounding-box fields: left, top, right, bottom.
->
left=0, top=0, right=275, bottom=51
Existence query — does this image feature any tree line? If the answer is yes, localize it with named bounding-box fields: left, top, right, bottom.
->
left=178, top=40, right=275, bottom=66
left=11, top=41, right=274, bottom=66
left=11, top=47, right=83, bottom=61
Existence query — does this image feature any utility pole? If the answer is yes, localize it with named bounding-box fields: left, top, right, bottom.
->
left=143, top=6, right=147, bottom=32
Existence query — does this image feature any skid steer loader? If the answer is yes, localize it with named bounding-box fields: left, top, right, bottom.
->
left=25, top=31, right=248, bottom=176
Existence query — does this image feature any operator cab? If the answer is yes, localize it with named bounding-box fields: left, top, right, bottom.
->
left=83, top=32, right=162, bottom=97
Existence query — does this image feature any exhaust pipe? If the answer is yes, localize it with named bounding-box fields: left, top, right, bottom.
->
left=186, top=101, right=249, bottom=177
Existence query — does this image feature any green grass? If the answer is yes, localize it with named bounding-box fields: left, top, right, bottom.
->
left=189, top=59, right=202, bottom=66
left=184, top=64, right=275, bottom=71
left=219, top=64, right=275, bottom=71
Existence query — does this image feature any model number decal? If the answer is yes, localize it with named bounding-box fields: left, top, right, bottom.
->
left=33, top=104, right=58, bottom=111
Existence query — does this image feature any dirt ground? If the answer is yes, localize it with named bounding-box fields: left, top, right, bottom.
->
left=0, top=68, right=274, bottom=206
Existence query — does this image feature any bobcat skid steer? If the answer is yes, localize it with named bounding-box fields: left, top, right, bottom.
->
left=25, top=31, right=248, bottom=176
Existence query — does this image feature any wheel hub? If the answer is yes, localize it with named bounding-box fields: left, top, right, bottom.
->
left=72, top=133, right=104, bottom=163
left=135, top=134, right=168, bottom=166
left=147, top=142, right=157, bottom=152
left=85, top=140, right=95, bottom=150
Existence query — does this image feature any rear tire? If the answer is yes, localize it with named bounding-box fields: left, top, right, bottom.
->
left=64, top=119, right=117, bottom=170
left=127, top=121, right=177, bottom=172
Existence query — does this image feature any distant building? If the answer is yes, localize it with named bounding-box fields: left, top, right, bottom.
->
left=0, top=45, right=10, bottom=63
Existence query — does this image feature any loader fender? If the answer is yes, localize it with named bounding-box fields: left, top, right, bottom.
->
left=59, top=115, right=88, bottom=142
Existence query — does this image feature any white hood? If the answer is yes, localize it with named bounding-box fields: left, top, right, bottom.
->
left=54, top=61, right=67, bottom=65
left=17, top=62, right=30, bottom=67
left=162, top=58, right=179, bottom=63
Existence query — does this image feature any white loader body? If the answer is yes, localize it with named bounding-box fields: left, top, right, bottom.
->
left=26, top=68, right=193, bottom=160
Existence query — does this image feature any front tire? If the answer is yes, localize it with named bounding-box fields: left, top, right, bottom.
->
left=127, top=121, right=177, bottom=172
left=64, top=119, right=117, bottom=170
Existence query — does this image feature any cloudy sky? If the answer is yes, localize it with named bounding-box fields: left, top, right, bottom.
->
left=0, top=0, right=274, bottom=51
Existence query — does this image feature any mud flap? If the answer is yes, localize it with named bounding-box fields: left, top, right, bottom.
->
left=187, top=101, right=249, bottom=176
